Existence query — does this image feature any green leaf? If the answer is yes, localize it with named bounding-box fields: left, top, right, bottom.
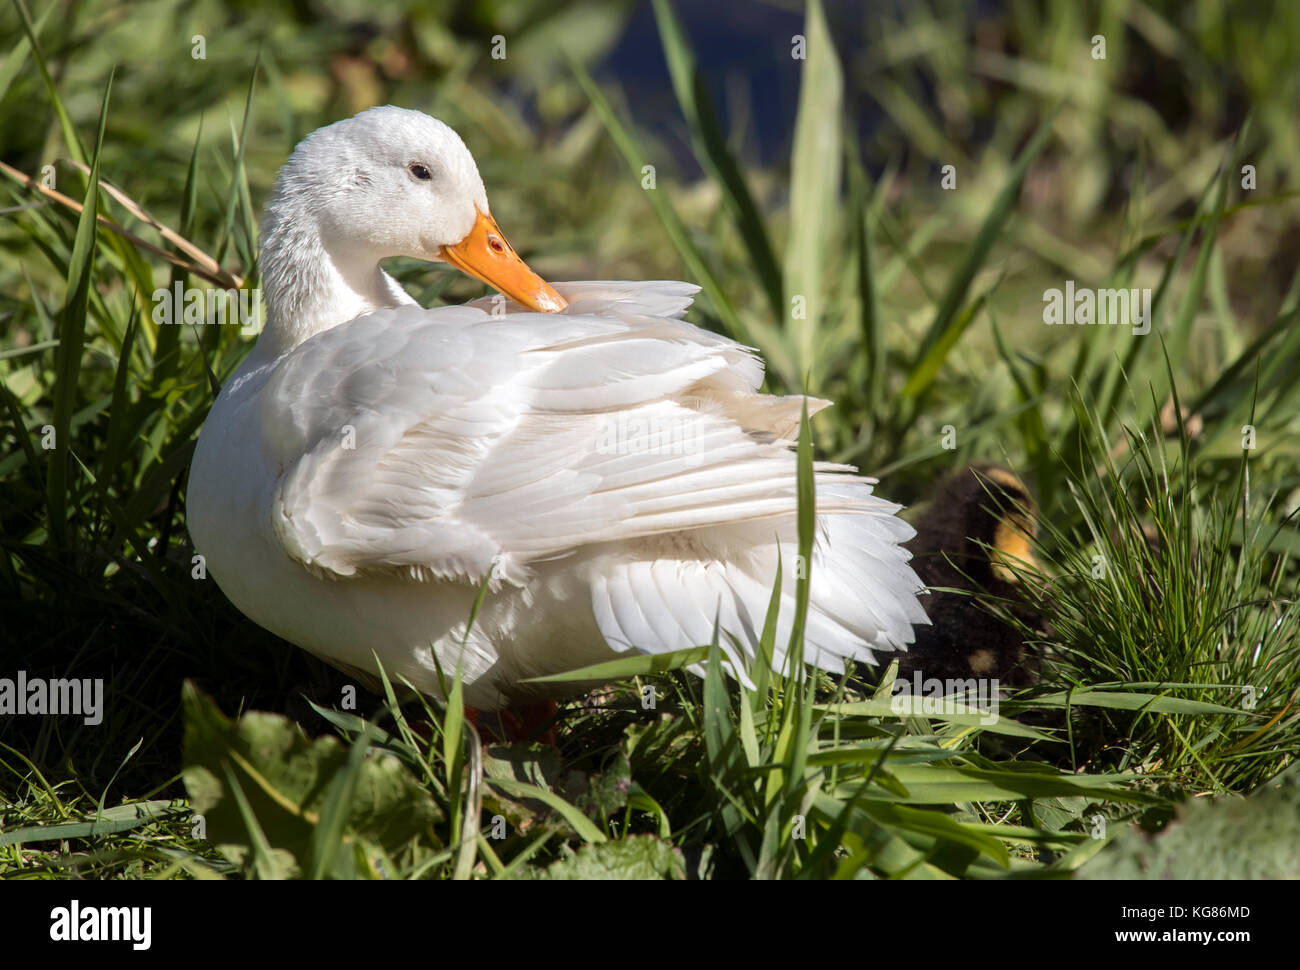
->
left=652, top=0, right=782, bottom=322
left=627, top=785, right=672, bottom=840
left=816, top=697, right=1061, bottom=741
left=522, top=644, right=711, bottom=684
left=881, top=765, right=1156, bottom=805
left=846, top=144, right=884, bottom=414
left=1080, top=776, right=1300, bottom=878
left=0, top=800, right=183, bottom=847
left=786, top=399, right=815, bottom=665
left=181, top=683, right=441, bottom=877
left=861, top=800, right=1011, bottom=870
left=307, top=725, right=375, bottom=879
left=784, top=0, right=843, bottom=378
left=213, top=63, right=259, bottom=265
left=0, top=2, right=50, bottom=105
left=518, top=835, right=685, bottom=880
left=46, top=72, right=112, bottom=548
left=574, top=61, right=761, bottom=351
left=905, top=104, right=1060, bottom=402
left=1020, top=689, right=1249, bottom=717
left=11, top=0, right=86, bottom=164
left=900, top=294, right=985, bottom=399
left=485, top=777, right=608, bottom=844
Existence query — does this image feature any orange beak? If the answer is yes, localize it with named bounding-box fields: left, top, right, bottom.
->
left=439, top=208, right=567, bottom=312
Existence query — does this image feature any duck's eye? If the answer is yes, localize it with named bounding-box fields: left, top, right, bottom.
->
left=408, top=163, right=432, bottom=181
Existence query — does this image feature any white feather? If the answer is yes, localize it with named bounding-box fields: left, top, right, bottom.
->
left=188, top=110, right=929, bottom=710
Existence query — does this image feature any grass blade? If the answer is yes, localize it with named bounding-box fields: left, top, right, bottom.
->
left=904, top=104, right=1060, bottom=402
left=783, top=0, right=843, bottom=380
left=651, top=0, right=783, bottom=322
left=46, top=72, right=112, bottom=548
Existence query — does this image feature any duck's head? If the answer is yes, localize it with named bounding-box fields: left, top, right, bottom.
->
left=259, top=106, right=565, bottom=349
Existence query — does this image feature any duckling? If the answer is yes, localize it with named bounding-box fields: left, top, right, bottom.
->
left=892, top=464, right=1049, bottom=687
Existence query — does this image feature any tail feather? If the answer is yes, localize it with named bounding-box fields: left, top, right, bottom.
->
left=586, top=481, right=928, bottom=682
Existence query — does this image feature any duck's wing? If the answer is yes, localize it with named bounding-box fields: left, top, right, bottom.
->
left=263, top=281, right=922, bottom=659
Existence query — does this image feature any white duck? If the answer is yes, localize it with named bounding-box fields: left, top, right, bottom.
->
left=188, top=106, right=928, bottom=711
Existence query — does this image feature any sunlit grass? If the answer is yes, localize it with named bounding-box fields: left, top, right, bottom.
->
left=1, top=0, right=1297, bottom=879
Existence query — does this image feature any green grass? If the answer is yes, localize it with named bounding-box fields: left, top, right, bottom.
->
left=1, top=0, right=1297, bottom=879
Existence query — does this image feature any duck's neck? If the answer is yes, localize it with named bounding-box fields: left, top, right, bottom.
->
left=254, top=199, right=414, bottom=359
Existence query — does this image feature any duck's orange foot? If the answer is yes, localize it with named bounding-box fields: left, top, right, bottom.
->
left=466, top=700, right=559, bottom=746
